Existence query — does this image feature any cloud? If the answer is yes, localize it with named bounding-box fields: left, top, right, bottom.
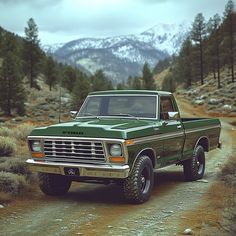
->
left=133, top=0, right=172, bottom=4
left=0, top=0, right=232, bottom=44
left=0, top=0, right=62, bottom=8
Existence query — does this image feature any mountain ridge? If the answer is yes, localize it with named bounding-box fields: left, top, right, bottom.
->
left=43, top=22, right=190, bottom=83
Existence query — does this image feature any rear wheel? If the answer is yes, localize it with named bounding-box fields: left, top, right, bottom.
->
left=38, top=173, right=72, bottom=196
left=183, top=145, right=205, bottom=181
left=123, top=156, right=154, bottom=204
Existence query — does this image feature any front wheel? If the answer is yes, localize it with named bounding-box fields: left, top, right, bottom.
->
left=123, top=156, right=154, bottom=204
left=38, top=173, right=72, bottom=196
left=183, top=145, right=205, bottom=181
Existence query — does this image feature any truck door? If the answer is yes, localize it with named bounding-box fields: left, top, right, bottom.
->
left=159, top=95, right=185, bottom=165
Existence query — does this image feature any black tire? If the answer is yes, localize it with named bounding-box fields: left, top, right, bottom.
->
left=123, top=155, right=154, bottom=204
left=38, top=173, right=72, bottom=196
left=183, top=145, right=205, bottom=181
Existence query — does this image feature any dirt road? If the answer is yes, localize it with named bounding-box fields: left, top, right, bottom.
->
left=0, top=99, right=235, bottom=236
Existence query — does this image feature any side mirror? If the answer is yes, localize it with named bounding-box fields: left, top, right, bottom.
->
left=168, top=112, right=180, bottom=120
left=70, top=111, right=77, bottom=118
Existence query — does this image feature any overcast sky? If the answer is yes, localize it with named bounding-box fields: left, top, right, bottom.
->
left=0, top=0, right=234, bottom=45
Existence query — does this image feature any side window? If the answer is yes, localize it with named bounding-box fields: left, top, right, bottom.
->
left=160, top=96, right=175, bottom=120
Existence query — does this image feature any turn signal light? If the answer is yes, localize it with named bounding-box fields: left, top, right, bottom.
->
left=125, top=140, right=135, bottom=145
left=31, top=152, right=45, bottom=158
left=109, top=156, right=125, bottom=163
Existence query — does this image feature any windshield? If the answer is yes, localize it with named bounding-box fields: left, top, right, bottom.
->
left=77, top=95, right=157, bottom=119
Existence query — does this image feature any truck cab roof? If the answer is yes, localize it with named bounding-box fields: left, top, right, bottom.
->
left=89, top=90, right=172, bottom=96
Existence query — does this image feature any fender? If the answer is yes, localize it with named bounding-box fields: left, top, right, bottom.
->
left=194, top=136, right=210, bottom=152
left=130, top=148, right=156, bottom=173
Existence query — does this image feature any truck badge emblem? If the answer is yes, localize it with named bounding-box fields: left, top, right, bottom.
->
left=68, top=169, right=76, bottom=175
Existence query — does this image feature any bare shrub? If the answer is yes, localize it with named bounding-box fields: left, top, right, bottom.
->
left=220, top=154, right=236, bottom=187
left=0, top=157, right=8, bottom=163
left=0, top=124, right=34, bottom=141
left=0, top=158, right=31, bottom=176
left=14, top=124, right=34, bottom=141
left=0, top=137, right=17, bottom=156
left=0, top=127, right=14, bottom=137
left=0, top=172, right=27, bottom=196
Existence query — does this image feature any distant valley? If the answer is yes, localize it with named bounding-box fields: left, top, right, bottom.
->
left=43, top=22, right=190, bottom=83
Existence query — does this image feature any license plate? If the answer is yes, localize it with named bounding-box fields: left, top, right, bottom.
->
left=64, top=167, right=80, bottom=176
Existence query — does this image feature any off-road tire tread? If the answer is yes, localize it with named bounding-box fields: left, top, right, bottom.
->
left=183, top=145, right=205, bottom=181
left=123, top=155, right=153, bottom=204
left=38, top=173, right=72, bottom=196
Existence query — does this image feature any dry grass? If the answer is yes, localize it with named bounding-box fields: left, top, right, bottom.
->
left=0, top=137, right=17, bottom=156
left=179, top=153, right=236, bottom=235
left=0, top=191, right=13, bottom=203
left=179, top=182, right=231, bottom=235
left=219, top=154, right=236, bottom=187
left=218, top=154, right=236, bottom=235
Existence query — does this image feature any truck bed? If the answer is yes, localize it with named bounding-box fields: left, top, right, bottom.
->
left=181, top=117, right=221, bottom=157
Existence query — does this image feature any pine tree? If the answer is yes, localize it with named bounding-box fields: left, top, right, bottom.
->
left=162, top=70, right=176, bottom=93
left=71, top=76, right=91, bottom=109
left=62, top=65, right=77, bottom=92
left=124, top=76, right=143, bottom=90
left=0, top=52, right=26, bottom=115
left=206, top=18, right=216, bottom=80
left=132, top=76, right=142, bottom=90
left=223, top=0, right=235, bottom=82
left=91, top=70, right=113, bottom=91
left=23, top=18, right=42, bottom=88
left=126, top=76, right=133, bottom=89
left=207, top=14, right=222, bottom=88
left=44, top=57, right=58, bottom=91
left=1, top=32, right=20, bottom=57
left=116, top=81, right=126, bottom=90
left=0, top=27, right=4, bottom=57
left=192, top=13, right=207, bottom=85
left=176, top=37, right=193, bottom=87
left=153, top=58, right=171, bottom=74
left=142, top=63, right=156, bottom=90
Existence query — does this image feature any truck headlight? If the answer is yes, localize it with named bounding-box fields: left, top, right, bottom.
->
left=110, top=144, right=122, bottom=156
left=31, top=141, right=42, bottom=152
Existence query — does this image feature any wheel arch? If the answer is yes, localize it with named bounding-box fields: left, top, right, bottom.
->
left=195, top=136, right=209, bottom=152
left=130, top=148, right=156, bottom=172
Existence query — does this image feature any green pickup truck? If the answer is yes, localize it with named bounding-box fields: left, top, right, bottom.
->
left=26, top=90, right=221, bottom=203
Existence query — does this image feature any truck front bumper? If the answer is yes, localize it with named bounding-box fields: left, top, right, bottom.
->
left=26, top=159, right=130, bottom=179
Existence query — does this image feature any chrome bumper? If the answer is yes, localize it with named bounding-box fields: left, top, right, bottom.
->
left=26, top=159, right=130, bottom=179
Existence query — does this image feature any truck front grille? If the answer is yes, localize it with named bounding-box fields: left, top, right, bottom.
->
left=43, top=139, right=106, bottom=164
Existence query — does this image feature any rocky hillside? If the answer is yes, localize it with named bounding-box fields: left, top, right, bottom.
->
left=0, top=77, right=71, bottom=125
left=176, top=72, right=236, bottom=116
left=43, top=22, right=190, bottom=83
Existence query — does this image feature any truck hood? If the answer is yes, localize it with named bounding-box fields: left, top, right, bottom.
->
left=30, top=118, right=161, bottom=140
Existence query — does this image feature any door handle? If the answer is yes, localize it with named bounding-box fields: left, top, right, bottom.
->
left=177, top=125, right=182, bottom=129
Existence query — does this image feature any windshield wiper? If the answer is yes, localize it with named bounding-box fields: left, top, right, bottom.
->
left=112, top=113, right=139, bottom=120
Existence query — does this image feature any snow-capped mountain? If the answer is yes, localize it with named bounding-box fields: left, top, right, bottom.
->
left=44, top=22, right=190, bottom=83
left=43, top=43, right=65, bottom=55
